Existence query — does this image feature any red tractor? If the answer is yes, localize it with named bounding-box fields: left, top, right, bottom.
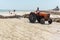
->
left=29, top=11, right=52, bottom=24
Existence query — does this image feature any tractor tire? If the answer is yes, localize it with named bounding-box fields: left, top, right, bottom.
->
left=29, top=13, right=36, bottom=23
left=48, top=18, right=52, bottom=24
left=40, top=18, right=45, bottom=24
left=37, top=16, right=40, bottom=23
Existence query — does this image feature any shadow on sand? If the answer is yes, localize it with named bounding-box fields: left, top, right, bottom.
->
left=28, top=21, right=51, bottom=25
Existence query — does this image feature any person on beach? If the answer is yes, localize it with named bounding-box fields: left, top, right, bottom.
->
left=35, top=7, right=40, bottom=14
left=36, top=7, right=39, bottom=11
left=9, top=10, right=11, bottom=13
left=13, top=10, right=16, bottom=13
left=13, top=10, right=16, bottom=15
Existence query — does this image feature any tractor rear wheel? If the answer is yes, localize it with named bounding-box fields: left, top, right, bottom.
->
left=40, top=18, right=45, bottom=24
left=29, top=13, right=36, bottom=23
left=48, top=18, right=52, bottom=24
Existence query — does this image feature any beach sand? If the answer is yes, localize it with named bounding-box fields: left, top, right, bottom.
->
left=0, top=12, right=60, bottom=40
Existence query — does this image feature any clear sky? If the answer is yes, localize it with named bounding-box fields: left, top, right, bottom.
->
left=0, top=0, right=59, bottom=10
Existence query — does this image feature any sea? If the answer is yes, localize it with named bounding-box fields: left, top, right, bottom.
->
left=0, top=9, right=34, bottom=12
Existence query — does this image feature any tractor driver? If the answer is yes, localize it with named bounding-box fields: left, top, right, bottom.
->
left=35, top=7, right=40, bottom=14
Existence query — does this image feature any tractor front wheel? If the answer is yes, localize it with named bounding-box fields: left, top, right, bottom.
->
left=40, top=18, right=45, bottom=24
left=48, top=18, right=52, bottom=24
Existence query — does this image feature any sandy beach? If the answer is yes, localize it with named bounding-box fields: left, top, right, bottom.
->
left=0, top=11, right=60, bottom=40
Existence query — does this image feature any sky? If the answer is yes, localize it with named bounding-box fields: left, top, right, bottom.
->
left=0, top=0, right=59, bottom=10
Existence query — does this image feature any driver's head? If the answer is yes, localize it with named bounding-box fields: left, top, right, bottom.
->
left=37, top=7, right=39, bottom=11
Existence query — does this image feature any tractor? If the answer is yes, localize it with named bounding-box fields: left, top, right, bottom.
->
left=29, top=11, right=52, bottom=24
